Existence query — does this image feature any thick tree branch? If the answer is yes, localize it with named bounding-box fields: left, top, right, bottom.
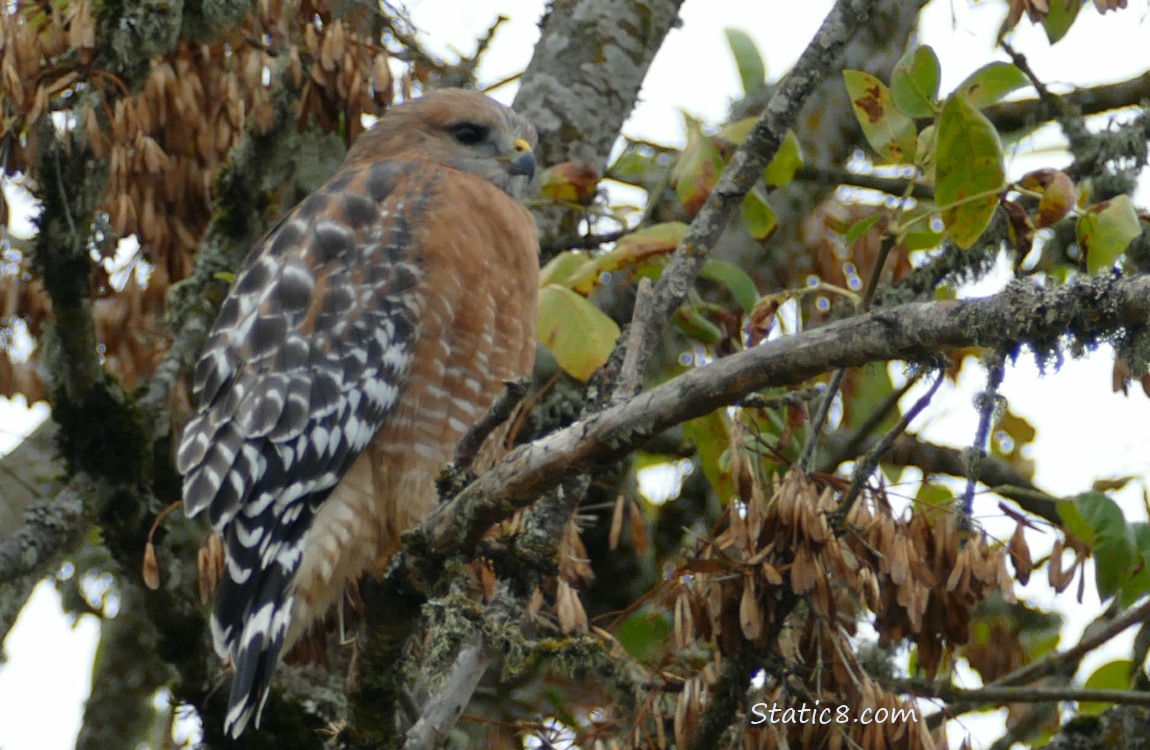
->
left=76, top=581, right=173, bottom=750
left=0, top=474, right=115, bottom=644
left=0, top=421, right=62, bottom=541
left=402, top=641, right=490, bottom=750
left=512, top=0, right=685, bottom=244
left=415, top=273, right=1150, bottom=555
left=983, top=71, right=1150, bottom=135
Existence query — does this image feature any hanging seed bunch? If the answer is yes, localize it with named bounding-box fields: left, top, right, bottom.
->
left=0, top=0, right=396, bottom=398
left=656, top=445, right=1027, bottom=750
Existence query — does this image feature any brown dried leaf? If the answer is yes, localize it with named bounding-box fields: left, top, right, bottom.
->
left=142, top=542, right=160, bottom=589
left=372, top=53, right=393, bottom=107
left=946, top=545, right=970, bottom=592
left=556, top=579, right=588, bottom=634
left=674, top=590, right=694, bottom=649
left=608, top=493, right=625, bottom=551
left=791, top=544, right=816, bottom=594
left=1007, top=523, right=1033, bottom=585
left=628, top=500, right=649, bottom=555
left=761, top=560, right=783, bottom=586
left=739, top=575, right=762, bottom=640
left=197, top=546, right=211, bottom=604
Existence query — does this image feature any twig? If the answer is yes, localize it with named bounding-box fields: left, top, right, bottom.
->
left=821, top=377, right=917, bottom=468
left=738, top=385, right=822, bottom=411
left=439, top=15, right=509, bottom=89
left=932, top=685, right=1150, bottom=708
left=924, top=596, right=1150, bottom=727
left=798, top=230, right=898, bottom=472
left=619, top=0, right=878, bottom=384
left=540, top=228, right=630, bottom=256
left=817, top=432, right=1061, bottom=525
left=857, top=235, right=898, bottom=314
left=796, top=165, right=934, bottom=200
left=610, top=278, right=657, bottom=406
left=983, top=70, right=1150, bottom=135
left=797, top=369, right=846, bottom=472
left=453, top=378, right=531, bottom=470
left=963, top=352, right=1006, bottom=516
left=838, top=371, right=943, bottom=516
left=1002, top=41, right=1090, bottom=147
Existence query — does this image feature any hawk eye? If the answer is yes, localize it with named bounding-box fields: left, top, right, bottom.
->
left=449, top=122, right=489, bottom=146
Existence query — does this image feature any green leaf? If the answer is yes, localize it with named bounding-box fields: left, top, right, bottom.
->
left=954, top=62, right=1028, bottom=109
left=915, top=481, right=954, bottom=508
left=843, top=70, right=917, bottom=164
left=904, top=225, right=945, bottom=251
left=539, top=250, right=591, bottom=287
left=674, top=305, right=723, bottom=344
left=1078, top=195, right=1142, bottom=274
left=715, top=117, right=757, bottom=145
left=740, top=187, right=778, bottom=240
left=672, top=115, right=726, bottom=215
left=215, top=271, right=236, bottom=283
left=1077, top=491, right=1136, bottom=600
left=763, top=130, right=804, bottom=188
left=565, top=222, right=688, bottom=295
left=841, top=365, right=899, bottom=434
left=1044, top=0, right=1084, bottom=44
left=724, top=28, right=766, bottom=96
left=607, top=146, right=660, bottom=186
left=1080, top=659, right=1132, bottom=714
left=1120, top=522, right=1150, bottom=605
left=614, top=609, right=673, bottom=661
left=935, top=95, right=1005, bottom=248
left=1057, top=499, right=1095, bottom=546
left=683, top=411, right=735, bottom=504
left=845, top=215, right=882, bottom=243
left=700, top=258, right=758, bottom=313
left=537, top=284, right=621, bottom=381
left=891, top=45, right=941, bottom=118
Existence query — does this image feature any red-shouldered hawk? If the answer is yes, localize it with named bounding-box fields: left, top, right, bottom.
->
left=176, top=89, right=539, bottom=737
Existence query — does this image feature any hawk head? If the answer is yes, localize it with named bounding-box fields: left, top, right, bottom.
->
left=345, top=88, right=538, bottom=199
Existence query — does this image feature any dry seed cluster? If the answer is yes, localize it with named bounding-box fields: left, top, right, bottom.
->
left=0, top=0, right=394, bottom=399
left=660, top=466, right=1023, bottom=750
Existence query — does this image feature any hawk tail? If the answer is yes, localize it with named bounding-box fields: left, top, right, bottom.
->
left=213, top=532, right=300, bottom=737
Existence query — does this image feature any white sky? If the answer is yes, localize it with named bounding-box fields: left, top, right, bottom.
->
left=2, top=1, right=1150, bottom=748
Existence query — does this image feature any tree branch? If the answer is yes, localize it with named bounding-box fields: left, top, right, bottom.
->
left=415, top=273, right=1150, bottom=555
left=932, top=685, right=1150, bottom=708
left=0, top=421, right=62, bottom=541
left=512, top=0, right=686, bottom=244
left=819, top=432, right=1061, bottom=524
left=925, top=596, right=1150, bottom=727
left=402, top=641, right=490, bottom=750
left=0, top=474, right=115, bottom=644
left=983, top=71, right=1150, bottom=135
left=796, top=164, right=935, bottom=200
left=627, top=0, right=877, bottom=382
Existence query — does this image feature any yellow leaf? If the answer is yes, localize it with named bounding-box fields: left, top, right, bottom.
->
left=537, top=284, right=621, bottom=381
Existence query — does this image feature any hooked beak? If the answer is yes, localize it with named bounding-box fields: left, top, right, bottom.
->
left=508, top=137, right=536, bottom=182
